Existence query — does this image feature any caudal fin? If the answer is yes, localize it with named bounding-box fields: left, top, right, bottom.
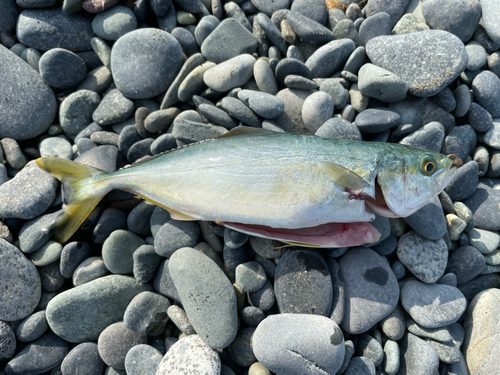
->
left=36, top=157, right=111, bottom=243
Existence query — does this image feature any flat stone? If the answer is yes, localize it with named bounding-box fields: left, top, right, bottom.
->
left=354, top=108, right=401, bottom=133
left=252, top=314, right=345, bottom=375
left=366, top=30, right=468, bottom=97
left=46, top=275, right=152, bottom=343
left=442, top=124, right=477, bottom=162
left=339, top=247, right=399, bottom=334
left=472, top=71, right=500, bottom=117
left=154, top=219, right=200, bottom=258
left=464, top=288, right=500, bottom=374
left=92, top=89, right=135, bottom=126
left=305, top=39, right=356, bottom=78
left=401, top=280, right=467, bottom=329
left=446, top=246, right=485, bottom=284
left=111, top=28, right=184, bottom=99
left=16, top=8, right=94, bottom=51
left=168, top=247, right=238, bottom=349
left=0, top=46, right=57, bottom=140
left=365, top=0, right=410, bottom=27
left=481, top=0, right=500, bottom=45
left=397, top=230, right=448, bottom=283
left=102, top=229, right=145, bottom=274
left=203, top=54, right=256, bottom=92
left=462, top=178, right=500, bottom=231
left=156, top=335, right=221, bottom=375
left=124, top=344, right=163, bottom=375
left=201, top=18, right=258, bottom=64
left=72, top=257, right=109, bottom=287
left=92, top=5, right=137, bottom=41
left=220, top=97, right=261, bottom=128
left=468, top=228, right=500, bottom=255
left=468, top=102, right=493, bottom=132
left=237, top=90, right=285, bottom=119
left=358, top=63, right=407, bottom=103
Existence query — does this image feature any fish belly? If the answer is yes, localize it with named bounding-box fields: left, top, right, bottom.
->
left=111, top=136, right=376, bottom=228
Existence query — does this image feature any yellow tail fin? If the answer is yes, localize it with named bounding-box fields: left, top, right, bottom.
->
left=36, top=157, right=111, bottom=243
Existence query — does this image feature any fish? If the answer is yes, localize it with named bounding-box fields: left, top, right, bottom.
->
left=35, top=128, right=458, bottom=248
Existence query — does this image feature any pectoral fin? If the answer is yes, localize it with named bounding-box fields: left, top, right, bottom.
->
left=320, top=161, right=370, bottom=192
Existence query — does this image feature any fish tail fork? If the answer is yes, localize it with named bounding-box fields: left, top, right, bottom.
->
left=36, top=157, right=111, bottom=244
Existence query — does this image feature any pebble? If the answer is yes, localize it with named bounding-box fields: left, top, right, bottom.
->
left=220, top=97, right=261, bottom=127
left=468, top=102, right=493, bottom=132
left=97, top=321, right=147, bottom=370
left=30, top=240, right=63, bottom=267
left=46, top=275, right=152, bottom=343
left=92, top=208, right=127, bottom=244
left=319, top=79, right=348, bottom=108
left=358, top=12, right=391, bottom=46
left=380, top=303, right=405, bottom=341
left=72, top=256, right=109, bottom=286
left=365, top=0, right=410, bottom=27
left=462, top=179, right=500, bottom=231
left=447, top=214, right=467, bottom=241
left=169, top=247, right=237, bottom=349
left=252, top=314, right=345, bottom=375
left=124, top=291, right=170, bottom=336
left=483, top=121, right=500, bottom=149
left=124, top=344, right=163, bottom=375
left=446, top=246, right=486, bottom=284
left=305, top=39, right=355, bottom=78
left=396, top=230, right=448, bottom=283
left=421, top=0, right=481, bottom=42
left=153, top=260, right=180, bottom=302
left=255, top=13, right=287, bottom=55
left=0, top=322, right=14, bottom=363
left=339, top=247, right=399, bottom=334
left=234, top=261, right=266, bottom=293
left=248, top=279, right=275, bottom=312
left=156, top=335, right=221, bottom=375
left=154, top=220, right=200, bottom=258
left=466, top=43, right=488, bottom=71
left=92, top=89, right=135, bottom=126
left=398, top=333, right=439, bottom=375
left=354, top=108, right=401, bottom=133
left=38, top=261, right=66, bottom=293
left=4, top=332, right=68, bottom=375
left=357, top=333, right=384, bottom=367
left=102, top=229, right=145, bottom=274
left=132, top=245, right=161, bottom=284
left=358, top=63, right=407, bottom=103
left=178, top=61, right=217, bottom=102
left=468, top=227, right=500, bottom=255
left=15, top=310, right=48, bottom=343
left=201, top=18, right=258, bottom=64
left=445, top=161, right=479, bottom=200
left=204, top=54, right=255, bottom=92
left=16, top=9, right=94, bottom=51
left=383, top=340, right=400, bottom=375
left=237, top=90, right=285, bottom=119
left=481, top=0, right=500, bottom=45
left=366, top=30, right=468, bottom=97
left=39, top=137, right=73, bottom=159
left=60, top=342, right=105, bottom=375
left=239, top=306, right=265, bottom=327
left=401, top=280, right=467, bottom=328
left=275, top=58, right=311, bottom=88
left=275, top=249, right=332, bottom=315
left=254, top=59, right=278, bottom=94
left=1, top=138, right=26, bottom=170
left=167, top=305, right=195, bottom=335
left=111, top=28, right=184, bottom=99
left=301, top=91, right=334, bottom=133
left=471, top=71, right=500, bottom=117
left=1, top=46, right=57, bottom=140
left=442, top=124, right=477, bottom=162
left=91, top=5, right=137, bottom=41
left=286, top=11, right=335, bottom=45
left=83, top=0, right=120, bottom=13
left=399, top=121, right=445, bottom=152
left=344, top=356, right=375, bottom=375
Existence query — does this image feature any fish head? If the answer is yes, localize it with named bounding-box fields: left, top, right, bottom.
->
left=372, top=147, right=457, bottom=217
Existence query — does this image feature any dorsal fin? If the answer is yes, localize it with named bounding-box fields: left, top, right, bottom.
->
left=320, top=161, right=370, bottom=192
left=217, top=127, right=275, bottom=138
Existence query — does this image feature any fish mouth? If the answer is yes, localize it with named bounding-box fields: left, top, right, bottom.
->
left=364, top=180, right=400, bottom=218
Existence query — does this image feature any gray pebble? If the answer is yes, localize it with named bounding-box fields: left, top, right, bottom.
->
left=72, top=257, right=109, bottom=287
left=359, top=12, right=391, bottom=46
left=248, top=279, right=275, bottom=312
left=39, top=137, right=73, bottom=159
left=220, top=97, right=261, bottom=127
left=237, top=90, right=284, bottom=119
left=167, top=305, right=196, bottom=335
left=153, top=260, right=180, bottom=302
left=398, top=333, right=439, bottom=375
left=154, top=220, right=200, bottom=258
left=92, top=89, right=135, bottom=126
left=315, top=117, right=361, bottom=141
left=124, top=291, right=171, bottom=336
left=445, top=161, right=479, bottom=200
left=60, top=241, right=91, bottom=279
left=39, top=47, right=87, bottom=90
left=399, top=121, right=445, bottom=152
left=380, top=303, right=405, bottom=341
left=472, top=71, right=500, bottom=117
left=305, top=39, right=355, bottom=78
left=92, top=5, right=137, bottom=41
left=239, top=306, right=265, bottom=327
left=60, top=342, right=105, bottom=375
left=301, top=91, right=334, bottom=133
left=344, top=356, right=375, bottom=375
left=355, top=108, right=401, bottom=133
left=92, top=208, right=127, bottom=244
left=124, top=344, right=163, bottom=375
left=235, top=261, right=266, bottom=293
left=403, top=196, right=447, bottom=240
left=15, top=310, right=48, bottom=343
left=468, top=102, right=493, bottom=132
left=358, top=333, right=383, bottom=367
left=253, top=59, right=278, bottom=94
left=30, top=240, right=63, bottom=267
left=358, top=63, right=407, bottom=103
left=287, top=11, right=335, bottom=45
left=446, top=245, right=486, bottom=284
left=133, top=244, right=162, bottom=283
left=284, top=74, right=318, bottom=90
left=102, top=229, right=145, bottom=274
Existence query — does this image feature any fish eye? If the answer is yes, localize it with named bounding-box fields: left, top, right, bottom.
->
left=420, top=156, right=437, bottom=176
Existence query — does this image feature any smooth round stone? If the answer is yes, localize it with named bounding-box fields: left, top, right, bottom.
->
left=468, top=227, right=500, bottom=255
left=445, top=161, right=479, bottom=200
left=0, top=323, right=15, bottom=362
left=305, top=39, right=356, bottom=78
left=178, top=61, right=216, bottom=102
left=421, top=0, right=480, bottom=42
left=201, top=18, right=257, bottom=64
left=172, top=27, right=198, bottom=57
left=127, top=201, right=156, bottom=237
left=92, top=89, right=134, bottom=126
left=468, top=102, right=493, bottom=132
left=433, top=87, right=456, bottom=112
left=150, top=134, right=178, bottom=154
left=154, top=220, right=200, bottom=258
left=275, top=249, right=332, bottom=316
left=20, top=47, right=41, bottom=71
left=398, top=333, right=439, bottom=375
left=254, top=59, right=278, bottom=95
left=481, top=0, right=500, bottom=45
left=403, top=196, right=447, bottom=240
left=0, top=46, right=56, bottom=140
left=463, top=288, right=500, bottom=374
left=124, top=344, right=163, bottom=375
left=248, top=237, right=285, bottom=259
left=466, top=42, right=487, bottom=71
left=274, top=88, right=313, bottom=133
left=38, top=137, right=72, bottom=160
left=332, top=19, right=361, bottom=46
left=366, top=30, right=468, bottom=97
left=343, top=356, right=375, bottom=375
left=462, top=179, right=500, bottom=231
left=364, top=0, right=409, bottom=26
left=124, top=291, right=170, bottom=336
left=315, top=117, right=361, bottom=141
left=290, top=0, right=327, bottom=24
left=354, top=108, right=401, bottom=133
left=442, top=124, right=477, bottom=161
left=102, top=230, right=145, bottom=274
left=251, top=0, right=289, bottom=16
left=380, top=303, right=405, bottom=341
left=169, top=248, right=237, bottom=349
left=77, top=66, right=112, bottom=93
left=275, top=58, right=311, bottom=87
left=132, top=245, right=161, bottom=284
left=358, top=12, right=391, bottom=46
left=484, top=121, right=500, bottom=149
left=286, top=11, right=335, bottom=45
left=30, top=240, right=63, bottom=267
left=156, top=335, right=221, bottom=375
left=237, top=90, right=284, bottom=119
left=397, top=231, right=448, bottom=283
left=203, top=54, right=255, bottom=92
left=15, top=310, right=48, bottom=343
left=4, top=332, right=68, bottom=374
left=319, top=79, right=347, bottom=108
left=399, top=121, right=445, bottom=152
left=358, top=63, right=407, bottom=103
left=0, top=239, right=41, bottom=321
left=474, top=71, right=500, bottom=118
left=17, top=213, right=58, bottom=255
left=1, top=138, right=25, bottom=170
left=0, top=161, right=57, bottom=219
left=239, top=306, right=265, bottom=327
left=98, top=322, right=147, bottom=370
left=339, top=248, right=399, bottom=334
left=92, top=207, right=127, bottom=244
left=446, top=246, right=486, bottom=284
left=167, top=305, right=196, bottom=335
left=60, top=242, right=91, bottom=280
left=447, top=214, right=467, bottom=241
left=92, top=5, right=137, bottom=41
left=61, top=342, right=104, bottom=375
left=358, top=334, right=383, bottom=367
left=17, top=8, right=93, bottom=51
left=111, top=28, right=183, bottom=99
left=235, top=261, right=266, bottom=293
left=301, top=91, right=334, bottom=133
left=39, top=47, right=87, bottom=89
left=37, top=261, right=65, bottom=293
left=253, top=314, right=345, bottom=374
left=401, top=280, right=467, bottom=328
left=220, top=98, right=261, bottom=127
left=196, top=104, right=238, bottom=129
left=46, top=275, right=152, bottom=343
